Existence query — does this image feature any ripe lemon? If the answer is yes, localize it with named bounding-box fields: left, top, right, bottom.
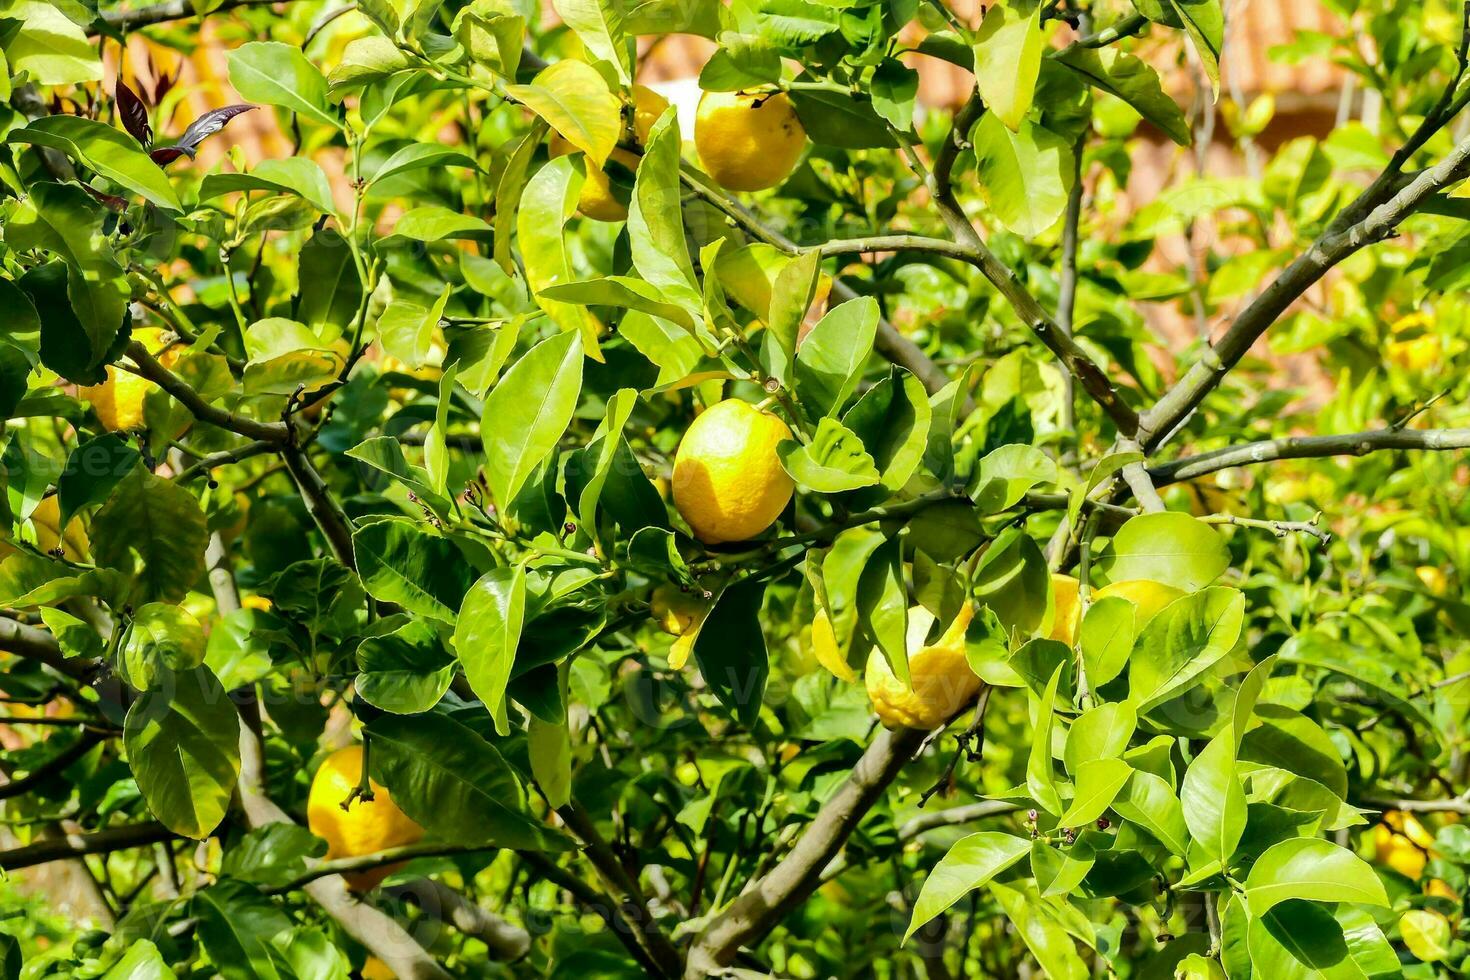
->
left=1092, top=579, right=1184, bottom=627
left=306, top=745, right=424, bottom=891
left=1370, top=822, right=1428, bottom=881
left=1416, top=565, right=1450, bottom=595
left=1387, top=312, right=1441, bottom=373
left=30, top=495, right=88, bottom=561
left=361, top=957, right=395, bottom=980
left=866, top=604, right=980, bottom=730
left=811, top=608, right=858, bottom=683
left=79, top=328, right=182, bottom=432
left=672, top=399, right=794, bottom=544
left=1048, top=574, right=1081, bottom=645
left=651, top=584, right=702, bottom=636
left=694, top=90, right=806, bottom=192
left=549, top=84, right=669, bottom=222
left=1427, top=878, right=1458, bottom=901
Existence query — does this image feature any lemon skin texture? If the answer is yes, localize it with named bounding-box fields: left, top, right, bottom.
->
left=306, top=745, right=424, bottom=891
left=672, top=399, right=795, bottom=544
left=866, top=604, right=980, bottom=730
left=1049, top=574, right=1081, bottom=645
left=549, top=84, right=669, bottom=222
left=1092, top=579, right=1185, bottom=627
left=695, top=91, right=807, bottom=192
left=79, top=327, right=182, bottom=432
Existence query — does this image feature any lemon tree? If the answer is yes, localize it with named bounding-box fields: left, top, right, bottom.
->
left=2, top=0, right=1470, bottom=977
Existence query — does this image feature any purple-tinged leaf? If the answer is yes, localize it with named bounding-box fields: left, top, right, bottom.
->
left=115, top=77, right=153, bottom=148
left=149, top=146, right=192, bottom=166
left=175, top=104, right=255, bottom=152
left=81, top=184, right=130, bottom=212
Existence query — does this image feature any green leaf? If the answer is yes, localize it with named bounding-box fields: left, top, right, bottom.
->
left=971, top=444, right=1056, bottom=513
left=870, top=59, right=919, bottom=131
left=971, top=113, right=1074, bottom=238
left=1058, top=758, right=1132, bottom=826
left=452, top=565, right=527, bottom=735
left=326, top=36, right=414, bottom=91
left=119, top=603, right=206, bottom=691
left=124, top=666, right=241, bottom=839
left=219, top=824, right=325, bottom=889
left=356, top=619, right=456, bottom=714
left=1063, top=701, right=1136, bottom=774
left=379, top=286, right=451, bottom=368
left=198, top=158, right=337, bottom=216
left=103, top=941, right=170, bottom=980
left=857, top=534, right=908, bottom=684
left=271, top=558, right=364, bottom=638
left=367, top=711, right=568, bottom=851
left=9, top=185, right=129, bottom=376
left=1112, top=769, right=1189, bottom=855
left=92, top=467, right=208, bottom=605
left=369, top=143, right=480, bottom=188
left=778, top=418, right=880, bottom=493
left=1078, top=596, right=1135, bottom=688
left=692, top=576, right=769, bottom=726
left=1181, top=724, right=1247, bottom=866
left=57, top=433, right=140, bottom=527
left=990, top=882, right=1089, bottom=980
left=529, top=668, right=572, bottom=808
left=552, top=0, right=632, bottom=84
left=392, top=205, right=493, bottom=242
left=506, top=59, right=621, bottom=167
left=1244, top=838, right=1389, bottom=915
left=795, top=297, right=879, bottom=418
left=1127, top=586, right=1245, bottom=711
left=575, top=388, right=639, bottom=544
left=345, top=436, right=452, bottom=516
left=481, top=329, right=584, bottom=510
left=9, top=116, right=181, bottom=211
left=1054, top=46, right=1190, bottom=146
left=540, top=276, right=695, bottom=328
left=905, top=832, right=1031, bottom=941
left=1168, top=0, right=1223, bottom=96
left=973, top=0, right=1045, bottom=130
left=972, top=526, right=1049, bottom=635
left=494, top=122, right=548, bottom=274
left=788, top=88, right=898, bottom=149
left=1031, top=836, right=1096, bottom=898
left=629, top=109, right=700, bottom=308
left=193, top=881, right=291, bottom=980
left=294, top=230, right=362, bottom=329
left=454, top=2, right=524, bottom=80
left=8, top=1, right=101, bottom=85
left=1245, top=899, right=1356, bottom=978
left=1028, top=665, right=1065, bottom=815
left=353, top=517, right=475, bottom=621
left=227, top=42, right=341, bottom=130
left=1098, top=511, right=1231, bottom=591
left=841, top=369, right=932, bottom=492
left=517, top=156, right=602, bottom=351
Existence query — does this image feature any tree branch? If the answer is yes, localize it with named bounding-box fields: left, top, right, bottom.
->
left=0, top=614, right=91, bottom=679
left=384, top=879, right=531, bottom=962
left=0, top=820, right=173, bottom=870
left=518, top=851, right=668, bottom=978
left=280, top=447, right=357, bottom=567
left=558, top=802, right=683, bottom=978
left=173, top=440, right=277, bottom=484
left=124, top=342, right=292, bottom=444
left=1148, top=427, right=1470, bottom=485
left=0, top=733, right=104, bottom=800
left=1136, top=132, right=1470, bottom=451
left=90, top=0, right=289, bottom=32
left=684, top=722, right=939, bottom=977
left=259, top=842, right=490, bottom=895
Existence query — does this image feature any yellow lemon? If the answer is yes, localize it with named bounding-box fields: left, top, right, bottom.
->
left=549, top=85, right=669, bottom=222
left=1374, top=821, right=1428, bottom=879
left=1388, top=335, right=1441, bottom=372
left=811, top=608, right=858, bottom=683
left=79, top=328, right=182, bottom=432
left=306, top=745, right=424, bottom=892
left=672, top=399, right=794, bottom=545
left=1049, top=574, right=1081, bottom=645
left=1416, top=565, right=1450, bottom=595
left=30, top=496, right=88, bottom=561
left=650, top=584, right=703, bottom=636
left=361, top=957, right=395, bottom=980
left=866, top=604, right=981, bottom=730
left=1092, top=579, right=1185, bottom=627
left=694, top=90, right=806, bottom=192
left=241, top=594, right=273, bottom=613
left=1427, top=878, right=1458, bottom=901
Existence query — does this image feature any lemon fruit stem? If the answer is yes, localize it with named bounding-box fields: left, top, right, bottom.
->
left=342, top=734, right=376, bottom=809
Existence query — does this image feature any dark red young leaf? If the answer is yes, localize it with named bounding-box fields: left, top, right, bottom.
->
left=147, top=53, right=179, bottom=105
left=80, top=184, right=129, bottom=212
left=175, top=104, right=255, bottom=151
left=115, top=77, right=153, bottom=148
left=149, top=146, right=191, bottom=166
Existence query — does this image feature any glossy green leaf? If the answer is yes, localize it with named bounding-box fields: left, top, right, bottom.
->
left=906, top=832, right=1031, bottom=940
left=353, top=517, right=475, bottom=621
left=1181, top=724, right=1247, bottom=866
left=1127, top=586, right=1245, bottom=711
left=505, top=59, right=621, bottom=167
left=1112, top=769, right=1189, bottom=855
left=193, top=881, right=291, bottom=980
left=517, top=156, right=602, bottom=351
left=629, top=109, right=700, bottom=308
left=356, top=619, right=457, bottom=714
left=1064, top=701, right=1137, bottom=774
left=481, top=328, right=583, bottom=510
left=1058, top=758, right=1132, bottom=826
left=453, top=565, right=527, bottom=735
left=552, top=0, right=631, bottom=83
left=973, top=0, right=1045, bottom=130
left=971, top=113, right=1073, bottom=238
left=199, top=158, right=337, bottom=216
left=778, top=418, right=881, bottom=493
left=9, top=116, right=181, bottom=210
left=795, top=297, right=879, bottom=418
left=1078, top=596, right=1135, bottom=688
left=92, top=467, right=209, bottom=605
left=227, top=41, right=341, bottom=130
left=1054, top=46, right=1190, bottom=146
left=1027, top=665, right=1064, bottom=815
left=691, top=576, right=768, bottom=726
left=1244, top=838, right=1389, bottom=915
left=1099, top=511, right=1231, bottom=591
left=124, top=666, right=241, bottom=839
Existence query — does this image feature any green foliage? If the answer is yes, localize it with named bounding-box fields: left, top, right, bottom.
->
left=2, top=0, right=1470, bottom=977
